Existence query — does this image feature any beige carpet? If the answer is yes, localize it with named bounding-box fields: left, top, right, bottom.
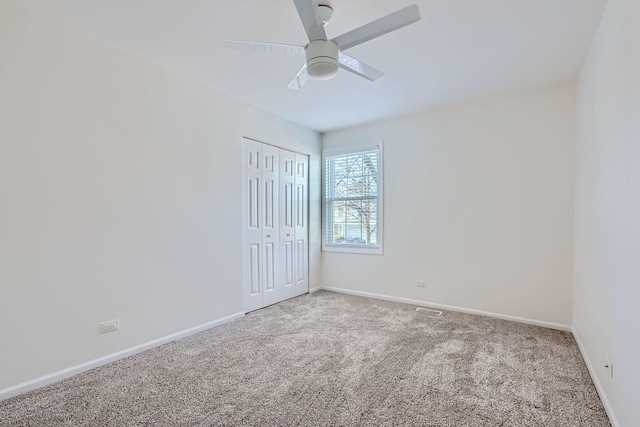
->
left=0, top=291, right=609, bottom=426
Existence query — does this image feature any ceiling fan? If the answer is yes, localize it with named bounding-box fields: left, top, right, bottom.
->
left=224, top=0, right=421, bottom=89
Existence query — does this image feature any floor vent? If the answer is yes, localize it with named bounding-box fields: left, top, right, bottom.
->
left=416, top=307, right=443, bottom=315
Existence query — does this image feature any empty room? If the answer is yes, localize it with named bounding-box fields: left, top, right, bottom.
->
left=0, top=0, right=638, bottom=426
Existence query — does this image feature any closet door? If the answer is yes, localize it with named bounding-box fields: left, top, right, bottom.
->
left=294, top=153, right=309, bottom=295
left=279, top=150, right=297, bottom=300
left=242, top=139, right=264, bottom=312
left=242, top=139, right=309, bottom=312
left=261, top=144, right=281, bottom=306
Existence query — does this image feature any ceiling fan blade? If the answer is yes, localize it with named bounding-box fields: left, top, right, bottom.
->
left=332, top=4, right=421, bottom=51
left=287, top=63, right=309, bottom=90
left=224, top=40, right=305, bottom=55
left=338, top=52, right=384, bottom=81
left=293, top=0, right=327, bottom=42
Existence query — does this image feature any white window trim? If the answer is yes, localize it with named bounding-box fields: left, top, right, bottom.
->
left=322, top=141, right=384, bottom=255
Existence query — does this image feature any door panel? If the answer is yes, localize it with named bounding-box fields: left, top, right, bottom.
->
left=264, top=242, right=275, bottom=291
left=296, top=184, right=305, bottom=227
left=279, top=149, right=297, bottom=299
left=284, top=241, right=294, bottom=286
left=262, top=144, right=281, bottom=306
left=248, top=178, right=259, bottom=229
left=294, top=153, right=309, bottom=295
left=296, top=240, right=305, bottom=282
left=243, top=139, right=264, bottom=312
left=248, top=244, right=260, bottom=295
left=264, top=180, right=274, bottom=228
left=284, top=183, right=293, bottom=228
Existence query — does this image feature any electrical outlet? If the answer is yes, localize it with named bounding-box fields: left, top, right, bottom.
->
left=604, top=357, right=614, bottom=378
left=98, top=319, right=120, bottom=334
left=416, top=280, right=427, bottom=288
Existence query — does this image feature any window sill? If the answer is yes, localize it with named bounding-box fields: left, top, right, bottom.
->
left=322, top=244, right=383, bottom=255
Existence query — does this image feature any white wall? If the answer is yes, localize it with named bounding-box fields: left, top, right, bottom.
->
left=0, top=1, right=321, bottom=392
left=322, top=86, right=577, bottom=326
left=574, top=0, right=640, bottom=425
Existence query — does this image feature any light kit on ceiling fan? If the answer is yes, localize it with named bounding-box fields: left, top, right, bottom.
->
left=224, top=0, right=421, bottom=89
left=306, top=40, right=339, bottom=79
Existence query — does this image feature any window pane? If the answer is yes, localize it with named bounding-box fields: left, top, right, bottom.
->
left=326, top=152, right=378, bottom=195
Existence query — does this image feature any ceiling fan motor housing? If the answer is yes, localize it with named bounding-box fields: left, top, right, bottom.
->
left=318, top=3, right=333, bottom=25
left=306, top=40, right=339, bottom=80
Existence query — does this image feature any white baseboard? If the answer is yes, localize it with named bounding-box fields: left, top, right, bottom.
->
left=313, top=286, right=572, bottom=331
left=572, top=328, right=619, bottom=427
left=0, top=311, right=244, bottom=402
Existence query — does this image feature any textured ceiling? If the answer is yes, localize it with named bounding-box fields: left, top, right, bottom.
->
left=12, top=0, right=608, bottom=132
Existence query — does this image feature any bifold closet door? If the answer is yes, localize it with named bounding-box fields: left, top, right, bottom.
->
left=293, top=153, right=308, bottom=296
left=243, top=138, right=308, bottom=312
left=279, top=149, right=297, bottom=300
left=260, top=144, right=282, bottom=307
left=243, top=139, right=273, bottom=312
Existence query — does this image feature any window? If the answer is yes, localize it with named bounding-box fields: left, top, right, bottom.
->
left=323, top=142, right=383, bottom=254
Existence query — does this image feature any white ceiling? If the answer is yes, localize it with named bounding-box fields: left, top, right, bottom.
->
left=13, top=0, right=608, bottom=132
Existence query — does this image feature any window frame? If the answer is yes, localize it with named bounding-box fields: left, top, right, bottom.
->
left=322, top=141, right=384, bottom=255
